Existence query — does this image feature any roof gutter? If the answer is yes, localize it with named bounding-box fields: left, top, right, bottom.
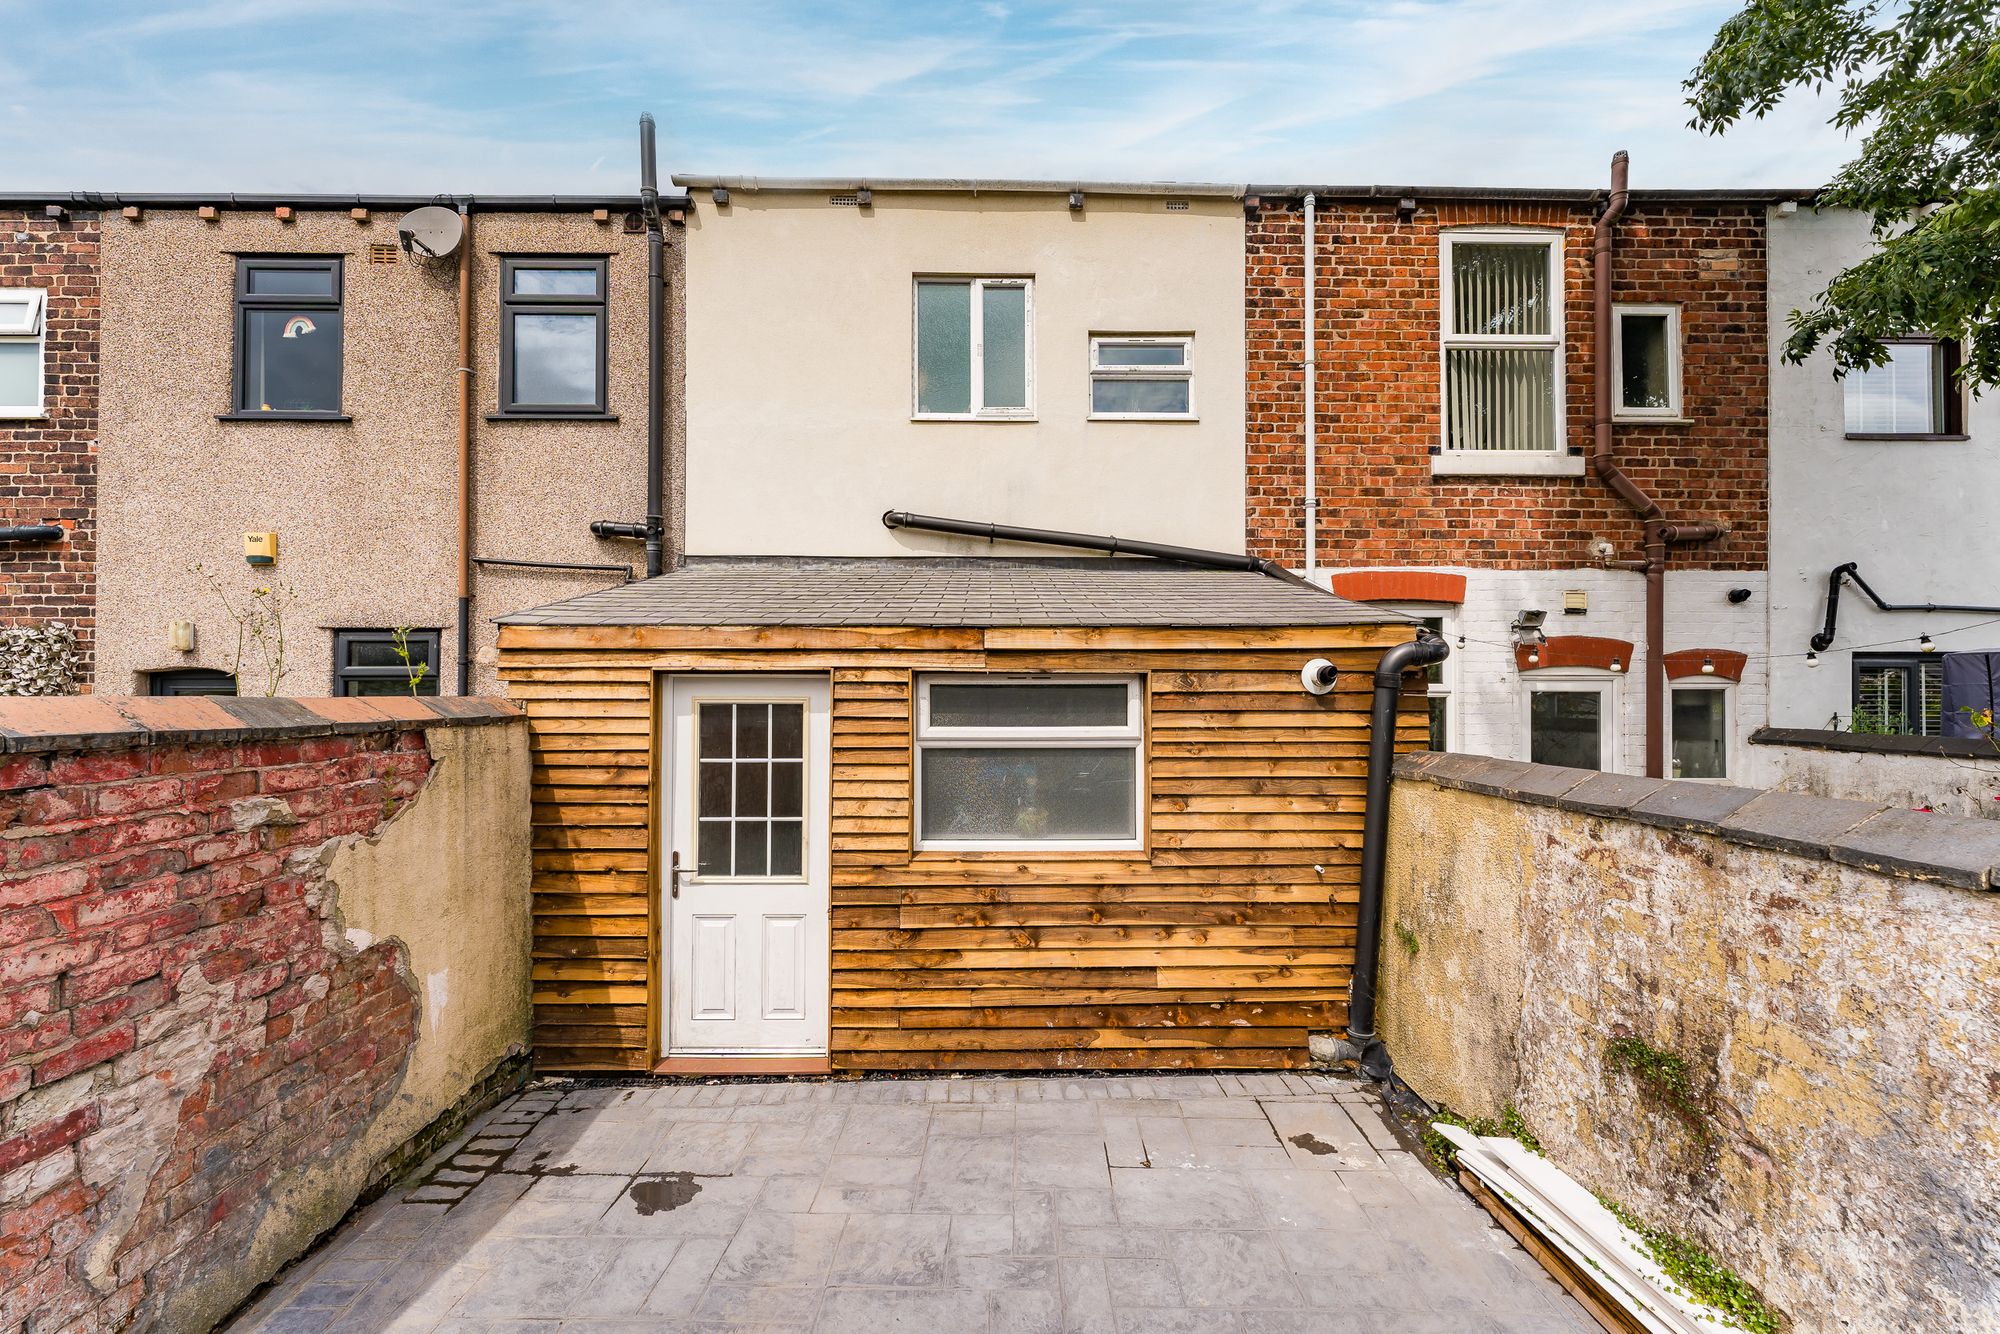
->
left=674, top=175, right=1243, bottom=198
left=0, top=191, right=690, bottom=212
left=881, top=510, right=1314, bottom=588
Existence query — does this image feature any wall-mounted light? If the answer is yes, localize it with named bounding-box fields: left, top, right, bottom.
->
left=1806, top=650, right=1820, bottom=668
left=1700, top=655, right=1716, bottom=674
left=168, top=619, right=196, bottom=653
left=1068, top=190, right=1085, bottom=212
left=1726, top=588, right=1753, bottom=604
left=1526, top=646, right=1540, bottom=667
left=712, top=187, right=730, bottom=206
left=854, top=187, right=873, bottom=208
left=1608, top=655, right=1623, bottom=673
left=1396, top=197, right=1418, bottom=222
left=1920, top=633, right=1936, bottom=653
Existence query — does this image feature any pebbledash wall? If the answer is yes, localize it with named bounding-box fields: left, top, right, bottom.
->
left=0, top=696, right=530, bottom=1334
left=0, top=209, right=100, bottom=681
left=1380, top=752, right=2000, bottom=1332
left=1243, top=192, right=1774, bottom=777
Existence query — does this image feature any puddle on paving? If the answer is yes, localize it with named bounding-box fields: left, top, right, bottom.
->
left=629, top=1172, right=702, bottom=1215
left=1288, top=1132, right=1339, bottom=1156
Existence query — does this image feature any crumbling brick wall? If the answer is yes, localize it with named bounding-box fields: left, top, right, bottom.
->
left=0, top=210, right=99, bottom=681
left=0, top=728, right=431, bottom=1332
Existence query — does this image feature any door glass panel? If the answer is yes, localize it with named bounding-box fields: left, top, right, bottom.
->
left=1529, top=690, right=1603, bottom=770
left=693, top=701, right=807, bottom=878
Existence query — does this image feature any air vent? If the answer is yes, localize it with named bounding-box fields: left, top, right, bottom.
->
left=1164, top=199, right=1190, bottom=211
left=366, top=242, right=400, bottom=265
left=829, top=193, right=861, bottom=206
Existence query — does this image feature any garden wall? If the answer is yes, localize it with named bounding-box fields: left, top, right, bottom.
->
left=1379, top=752, right=2000, bottom=1332
left=0, top=695, right=531, bottom=1333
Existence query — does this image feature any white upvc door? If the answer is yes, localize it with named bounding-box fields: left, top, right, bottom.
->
left=664, top=675, right=831, bottom=1056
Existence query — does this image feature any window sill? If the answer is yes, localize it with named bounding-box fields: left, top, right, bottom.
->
left=911, top=415, right=1039, bottom=424
left=0, top=413, right=47, bottom=421
left=1430, top=451, right=1586, bottom=477
left=1614, top=415, right=1694, bottom=426
left=216, top=412, right=352, bottom=423
left=1843, top=433, right=1969, bottom=443
left=911, top=846, right=1147, bottom=859
left=485, top=411, right=620, bottom=422
left=1087, top=414, right=1199, bottom=423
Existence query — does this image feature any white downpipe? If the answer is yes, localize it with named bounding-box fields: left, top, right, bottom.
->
left=1302, top=193, right=1317, bottom=582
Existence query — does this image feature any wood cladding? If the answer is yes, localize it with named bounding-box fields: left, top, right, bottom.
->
left=497, top=623, right=1421, bottom=1072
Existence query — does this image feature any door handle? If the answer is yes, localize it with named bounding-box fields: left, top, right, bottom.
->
left=670, top=850, right=693, bottom=899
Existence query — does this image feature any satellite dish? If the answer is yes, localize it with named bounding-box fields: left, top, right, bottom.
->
left=397, top=206, right=463, bottom=260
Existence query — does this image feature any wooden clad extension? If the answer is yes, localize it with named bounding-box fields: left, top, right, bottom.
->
left=497, top=623, right=1423, bottom=1072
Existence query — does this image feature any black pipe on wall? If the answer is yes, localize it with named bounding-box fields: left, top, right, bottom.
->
left=881, top=510, right=1312, bottom=586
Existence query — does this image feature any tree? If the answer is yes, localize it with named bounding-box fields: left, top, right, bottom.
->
left=1686, top=0, right=2000, bottom=387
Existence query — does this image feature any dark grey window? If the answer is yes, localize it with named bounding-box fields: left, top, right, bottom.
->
left=149, top=668, right=237, bottom=696
left=333, top=629, right=441, bottom=697
left=1852, top=653, right=1944, bottom=735
left=498, top=257, right=608, bottom=415
left=233, top=258, right=343, bottom=416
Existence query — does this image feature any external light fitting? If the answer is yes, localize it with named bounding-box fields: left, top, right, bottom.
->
left=1609, top=656, right=1623, bottom=673
left=1068, top=190, right=1085, bottom=211
left=1701, top=655, right=1716, bottom=674
left=1526, top=646, right=1540, bottom=667
left=1806, top=650, right=1820, bottom=668
left=1920, top=634, right=1936, bottom=653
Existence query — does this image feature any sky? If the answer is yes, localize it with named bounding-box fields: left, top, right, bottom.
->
left=0, top=1, right=1855, bottom=194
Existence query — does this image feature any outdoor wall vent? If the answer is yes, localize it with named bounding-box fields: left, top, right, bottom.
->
left=830, top=193, right=862, bottom=207
left=1164, top=199, right=1190, bottom=211
left=366, top=242, right=400, bottom=265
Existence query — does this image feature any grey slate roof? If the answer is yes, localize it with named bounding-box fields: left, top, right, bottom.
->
left=497, top=557, right=1407, bottom=629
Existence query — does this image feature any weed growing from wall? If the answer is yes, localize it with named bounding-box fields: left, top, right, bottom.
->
left=1597, top=1196, right=1780, bottom=1334
left=1604, top=1036, right=1714, bottom=1143
left=1394, top=922, right=1420, bottom=958
left=1423, top=1103, right=1541, bottom=1173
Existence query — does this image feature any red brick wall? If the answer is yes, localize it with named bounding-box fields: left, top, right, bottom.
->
left=0, top=730, right=431, bottom=1332
left=0, top=210, right=99, bottom=679
left=1245, top=197, right=1767, bottom=571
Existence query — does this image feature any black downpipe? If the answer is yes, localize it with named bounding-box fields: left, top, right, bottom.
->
left=640, top=114, right=665, bottom=579
left=1810, top=561, right=2000, bottom=651
left=0, top=525, right=63, bottom=543
left=882, top=510, right=1313, bottom=587
left=1348, top=628, right=1450, bottom=1080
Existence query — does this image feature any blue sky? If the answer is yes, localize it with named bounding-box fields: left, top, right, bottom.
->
left=1, top=1, right=1852, bottom=192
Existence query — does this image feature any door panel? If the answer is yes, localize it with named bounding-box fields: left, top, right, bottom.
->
left=666, top=676, right=831, bottom=1055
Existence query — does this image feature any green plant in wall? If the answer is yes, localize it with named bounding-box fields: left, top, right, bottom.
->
left=1423, top=1103, right=1542, bottom=1173
left=1393, top=922, right=1420, bottom=959
left=192, top=562, right=298, bottom=698
left=1847, top=706, right=1906, bottom=736
left=1598, top=1195, right=1781, bottom=1334
left=1605, top=1035, right=1715, bottom=1143
left=390, top=626, right=432, bottom=696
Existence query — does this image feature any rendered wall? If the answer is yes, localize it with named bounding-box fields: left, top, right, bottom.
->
left=679, top=190, right=1247, bottom=556
left=1379, top=753, right=2000, bottom=1332
left=0, top=698, right=530, bottom=1333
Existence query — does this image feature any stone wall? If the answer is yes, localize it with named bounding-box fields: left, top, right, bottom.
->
left=0, top=695, right=531, bottom=1333
left=1379, top=752, right=2000, bottom=1332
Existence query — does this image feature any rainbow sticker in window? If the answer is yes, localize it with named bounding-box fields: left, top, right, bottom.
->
left=281, top=316, right=316, bottom=339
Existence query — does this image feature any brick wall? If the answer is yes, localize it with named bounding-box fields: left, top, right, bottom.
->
left=1, top=210, right=99, bottom=680
left=1244, top=197, right=1767, bottom=572
left=0, top=726, right=432, bottom=1332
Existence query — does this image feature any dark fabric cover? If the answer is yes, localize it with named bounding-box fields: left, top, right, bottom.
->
left=1941, top=651, right=2000, bottom=739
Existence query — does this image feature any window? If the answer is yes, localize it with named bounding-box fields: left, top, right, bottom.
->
left=1441, top=232, right=1563, bottom=452
left=1089, top=335, right=1193, bottom=419
left=697, top=700, right=806, bottom=878
left=0, top=288, right=46, bottom=418
left=232, top=258, right=343, bottom=417
left=1614, top=305, right=1682, bottom=419
left=914, top=278, right=1033, bottom=418
left=915, top=675, right=1142, bottom=850
left=1388, top=609, right=1455, bottom=751
left=499, top=257, right=608, bottom=415
left=333, top=629, right=440, bottom=697
left=1670, top=684, right=1731, bottom=779
left=1525, top=677, right=1614, bottom=771
left=148, top=668, right=237, bottom=696
left=1852, top=653, right=1944, bottom=736
left=1843, top=339, right=1963, bottom=437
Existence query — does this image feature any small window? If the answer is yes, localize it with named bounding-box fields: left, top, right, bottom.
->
left=1852, top=654, right=1944, bottom=736
left=0, top=287, right=48, bottom=418
left=233, top=258, right=343, bottom=417
left=499, top=257, right=608, bottom=415
left=1614, top=305, right=1682, bottom=419
left=148, top=668, right=237, bottom=696
left=333, top=629, right=441, bottom=697
left=1525, top=678, right=1612, bottom=771
left=1441, top=232, right=1563, bottom=452
left=1670, top=684, right=1730, bottom=779
left=1843, top=339, right=1963, bottom=437
left=697, top=700, right=807, bottom=878
left=1387, top=608, right=1455, bottom=751
left=915, top=675, right=1142, bottom=850
left=1090, top=336, right=1193, bottom=419
left=914, top=278, right=1033, bottom=419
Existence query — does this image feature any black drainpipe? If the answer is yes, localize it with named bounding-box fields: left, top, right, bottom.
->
left=0, top=526, right=64, bottom=543
left=881, top=510, right=1312, bottom=587
left=1347, top=628, right=1450, bottom=1080
left=591, top=113, right=666, bottom=577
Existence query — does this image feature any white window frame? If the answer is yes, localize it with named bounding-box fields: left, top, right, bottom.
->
left=1388, top=605, right=1458, bottom=752
left=1088, top=334, right=1195, bottom=421
left=913, top=673, right=1144, bottom=852
left=1612, top=303, right=1683, bottom=421
left=1436, top=229, right=1567, bottom=470
left=912, top=276, right=1035, bottom=421
left=1668, top=679, right=1734, bottom=782
left=0, top=288, right=48, bottom=418
left=1521, top=669, right=1618, bottom=773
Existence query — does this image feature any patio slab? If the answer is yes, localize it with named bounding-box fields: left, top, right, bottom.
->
left=225, top=1073, right=1592, bottom=1334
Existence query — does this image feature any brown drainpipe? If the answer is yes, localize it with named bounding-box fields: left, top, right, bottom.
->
left=455, top=203, right=474, bottom=696
left=1590, top=151, right=1722, bottom=777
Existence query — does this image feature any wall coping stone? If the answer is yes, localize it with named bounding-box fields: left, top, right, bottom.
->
left=1751, top=726, right=2000, bottom=761
left=1395, top=751, right=2000, bottom=891
left=0, top=695, right=522, bottom=755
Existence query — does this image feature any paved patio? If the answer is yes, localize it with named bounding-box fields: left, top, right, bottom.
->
left=228, top=1073, right=1590, bottom=1333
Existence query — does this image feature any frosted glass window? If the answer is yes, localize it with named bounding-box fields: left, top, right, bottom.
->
left=1844, top=343, right=1947, bottom=435
left=0, top=342, right=41, bottom=415
left=1441, top=234, right=1562, bottom=451
left=1529, top=689, right=1604, bottom=770
left=914, top=278, right=1032, bottom=417
left=1089, top=335, right=1193, bottom=419
left=930, top=683, right=1129, bottom=728
left=1671, top=689, right=1728, bottom=779
left=696, top=701, right=807, bottom=877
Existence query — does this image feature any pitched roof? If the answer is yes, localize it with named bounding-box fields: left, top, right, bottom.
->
left=496, top=557, right=1405, bottom=629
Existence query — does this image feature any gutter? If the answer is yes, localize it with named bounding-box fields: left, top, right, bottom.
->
left=880, top=510, right=1313, bottom=588
left=673, top=175, right=1243, bottom=198
left=1247, top=183, right=1818, bottom=204
left=0, top=191, right=690, bottom=212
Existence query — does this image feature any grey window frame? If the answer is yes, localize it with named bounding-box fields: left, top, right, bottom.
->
left=332, top=628, right=441, bottom=696
left=497, top=256, right=610, bottom=418
left=1851, top=653, right=1944, bottom=736
left=148, top=668, right=237, bottom=696
left=229, top=256, right=345, bottom=419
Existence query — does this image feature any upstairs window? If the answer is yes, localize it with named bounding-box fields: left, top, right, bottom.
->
left=499, top=257, right=608, bottom=415
left=1853, top=653, right=1944, bottom=736
left=1843, top=339, right=1963, bottom=438
left=333, top=629, right=440, bottom=697
left=1089, top=335, right=1193, bottom=419
left=233, top=258, right=343, bottom=417
left=1614, top=305, right=1682, bottom=419
left=914, top=277, right=1033, bottom=419
left=1441, top=232, right=1563, bottom=452
left=0, top=288, right=46, bottom=418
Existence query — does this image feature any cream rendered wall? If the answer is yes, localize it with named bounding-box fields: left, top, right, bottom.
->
left=680, top=191, right=1246, bottom=556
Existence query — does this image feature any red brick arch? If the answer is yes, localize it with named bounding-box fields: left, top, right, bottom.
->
left=1515, top=635, right=1634, bottom=672
left=1326, top=570, right=1467, bottom=604
left=1664, top=649, right=1746, bottom=683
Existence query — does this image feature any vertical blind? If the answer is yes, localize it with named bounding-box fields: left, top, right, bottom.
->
left=1445, top=241, right=1558, bottom=452
left=1843, top=343, right=1943, bottom=434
